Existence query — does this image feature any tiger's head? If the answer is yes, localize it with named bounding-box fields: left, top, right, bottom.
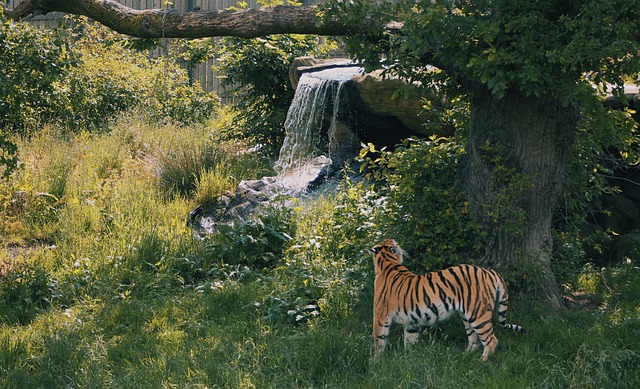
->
left=371, top=239, right=404, bottom=264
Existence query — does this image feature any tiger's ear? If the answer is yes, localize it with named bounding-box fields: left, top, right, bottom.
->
left=370, top=247, right=380, bottom=254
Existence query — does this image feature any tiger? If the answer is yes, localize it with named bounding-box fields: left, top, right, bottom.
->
left=371, top=238, right=525, bottom=362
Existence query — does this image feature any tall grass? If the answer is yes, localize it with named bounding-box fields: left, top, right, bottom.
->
left=0, top=114, right=638, bottom=388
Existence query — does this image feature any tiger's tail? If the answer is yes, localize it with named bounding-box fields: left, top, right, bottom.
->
left=495, top=273, right=526, bottom=334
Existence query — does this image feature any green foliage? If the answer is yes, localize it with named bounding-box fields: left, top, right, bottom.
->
left=360, top=138, right=485, bottom=271
left=0, top=133, right=70, bottom=244
left=257, top=261, right=323, bottom=325
left=0, top=15, right=219, bottom=175
left=0, top=134, right=18, bottom=178
left=597, top=260, right=640, bottom=311
left=324, top=0, right=640, bottom=102
left=57, top=17, right=219, bottom=129
left=148, top=143, right=227, bottom=198
left=0, top=15, right=219, bottom=132
left=0, top=14, right=76, bottom=176
left=323, top=0, right=640, bottom=286
left=0, top=260, right=59, bottom=325
left=204, top=207, right=295, bottom=269
left=0, top=14, right=76, bottom=132
left=552, top=94, right=639, bottom=277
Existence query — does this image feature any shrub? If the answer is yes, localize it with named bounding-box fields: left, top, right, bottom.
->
left=0, top=260, right=59, bottom=325
left=0, top=14, right=76, bottom=176
left=257, top=262, right=323, bottom=325
left=204, top=207, right=295, bottom=269
left=0, top=133, right=18, bottom=178
left=361, top=138, right=485, bottom=272
left=0, top=15, right=219, bottom=134
left=0, top=14, right=76, bottom=133
left=57, top=17, right=220, bottom=129
left=148, top=143, right=226, bottom=198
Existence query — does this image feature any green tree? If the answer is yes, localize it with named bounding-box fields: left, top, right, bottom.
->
left=325, top=0, right=640, bottom=305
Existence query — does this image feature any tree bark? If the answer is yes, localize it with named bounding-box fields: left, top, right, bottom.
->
left=4, top=0, right=350, bottom=38
left=459, top=87, right=579, bottom=308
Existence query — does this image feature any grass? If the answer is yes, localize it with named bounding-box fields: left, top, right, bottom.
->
left=1, top=113, right=639, bottom=388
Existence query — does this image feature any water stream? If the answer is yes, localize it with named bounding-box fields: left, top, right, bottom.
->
left=274, top=66, right=363, bottom=194
left=189, top=65, right=364, bottom=236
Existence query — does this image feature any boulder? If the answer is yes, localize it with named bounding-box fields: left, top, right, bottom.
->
left=289, top=57, right=452, bottom=148
left=187, top=177, right=275, bottom=238
left=350, top=69, right=440, bottom=136
left=187, top=161, right=337, bottom=238
left=289, top=57, right=354, bottom=90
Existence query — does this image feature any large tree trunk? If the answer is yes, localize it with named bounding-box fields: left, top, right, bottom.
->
left=459, top=88, right=579, bottom=308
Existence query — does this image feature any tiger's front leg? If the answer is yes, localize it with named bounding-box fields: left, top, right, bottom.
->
left=373, top=315, right=391, bottom=359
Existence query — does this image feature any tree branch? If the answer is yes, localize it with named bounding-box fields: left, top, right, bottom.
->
left=5, top=0, right=352, bottom=39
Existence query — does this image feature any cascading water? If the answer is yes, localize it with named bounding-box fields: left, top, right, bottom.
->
left=274, top=66, right=363, bottom=194
left=188, top=64, right=364, bottom=237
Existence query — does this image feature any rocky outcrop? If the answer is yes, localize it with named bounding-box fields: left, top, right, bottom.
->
left=289, top=57, right=451, bottom=148
left=187, top=157, right=336, bottom=238
left=349, top=70, right=439, bottom=136
left=187, top=177, right=276, bottom=239
left=289, top=57, right=353, bottom=90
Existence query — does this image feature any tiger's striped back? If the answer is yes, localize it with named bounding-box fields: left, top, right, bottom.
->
left=371, top=239, right=525, bottom=362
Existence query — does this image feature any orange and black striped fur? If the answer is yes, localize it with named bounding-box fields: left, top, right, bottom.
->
left=372, top=239, right=525, bottom=361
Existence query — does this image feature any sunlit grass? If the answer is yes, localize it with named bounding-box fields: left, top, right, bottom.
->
left=0, top=113, right=638, bottom=388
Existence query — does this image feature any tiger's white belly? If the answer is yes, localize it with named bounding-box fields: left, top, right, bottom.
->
left=392, top=302, right=458, bottom=328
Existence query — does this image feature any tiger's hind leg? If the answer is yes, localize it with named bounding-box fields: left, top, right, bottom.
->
left=403, top=325, right=420, bottom=349
left=470, top=310, right=499, bottom=362
left=462, top=318, right=480, bottom=351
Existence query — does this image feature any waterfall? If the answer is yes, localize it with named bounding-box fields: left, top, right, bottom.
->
left=274, top=66, right=363, bottom=194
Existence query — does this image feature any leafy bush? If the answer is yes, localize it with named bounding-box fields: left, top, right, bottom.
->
left=545, top=96, right=639, bottom=284
left=0, top=260, right=59, bottom=324
left=0, top=14, right=76, bottom=176
left=597, top=260, right=640, bottom=311
left=0, top=133, right=18, bottom=178
left=0, top=15, right=219, bottom=134
left=204, top=207, right=295, bottom=269
left=0, top=14, right=76, bottom=132
left=57, top=17, right=219, bottom=129
left=257, top=262, right=323, bottom=325
left=360, top=138, right=486, bottom=272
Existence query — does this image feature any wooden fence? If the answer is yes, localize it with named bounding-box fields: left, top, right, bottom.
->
left=5, top=0, right=327, bottom=102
